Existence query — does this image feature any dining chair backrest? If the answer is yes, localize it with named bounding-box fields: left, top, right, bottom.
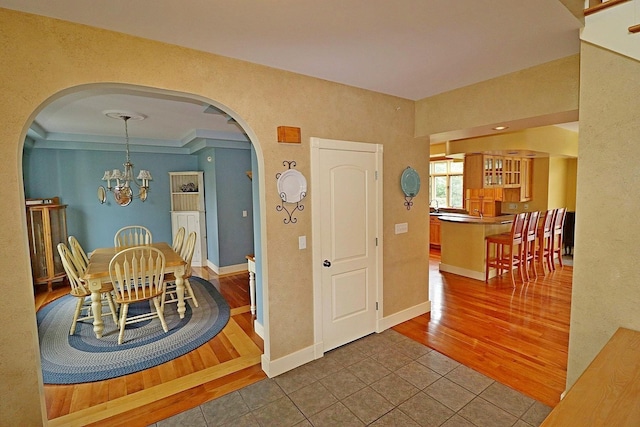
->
left=180, top=231, right=197, bottom=277
left=108, top=246, right=165, bottom=301
left=57, top=243, right=89, bottom=296
left=172, top=227, right=186, bottom=253
left=68, top=236, right=90, bottom=274
left=114, top=225, right=153, bottom=247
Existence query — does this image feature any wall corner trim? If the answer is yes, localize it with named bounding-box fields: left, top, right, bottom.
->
left=261, top=344, right=317, bottom=378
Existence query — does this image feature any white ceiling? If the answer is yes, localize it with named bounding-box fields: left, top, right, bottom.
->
left=2, top=0, right=582, bottom=145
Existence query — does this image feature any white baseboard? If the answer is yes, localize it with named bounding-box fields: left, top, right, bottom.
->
left=378, top=301, right=431, bottom=331
left=254, top=319, right=264, bottom=339
left=261, top=344, right=318, bottom=378
left=207, top=260, right=219, bottom=274
left=206, top=260, right=247, bottom=275
left=439, top=263, right=487, bottom=281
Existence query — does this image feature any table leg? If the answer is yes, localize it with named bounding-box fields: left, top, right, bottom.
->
left=174, top=265, right=186, bottom=319
left=87, top=278, right=104, bottom=338
left=249, top=269, right=256, bottom=315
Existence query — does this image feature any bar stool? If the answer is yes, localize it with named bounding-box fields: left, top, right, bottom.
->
left=521, top=210, right=540, bottom=282
left=551, top=207, right=567, bottom=270
left=485, top=212, right=527, bottom=286
left=536, top=209, right=556, bottom=275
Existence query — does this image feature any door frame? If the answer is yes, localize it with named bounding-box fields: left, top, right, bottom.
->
left=310, top=137, right=383, bottom=357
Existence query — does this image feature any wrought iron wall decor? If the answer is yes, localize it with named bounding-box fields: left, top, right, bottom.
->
left=401, top=166, right=421, bottom=210
left=276, top=160, right=307, bottom=224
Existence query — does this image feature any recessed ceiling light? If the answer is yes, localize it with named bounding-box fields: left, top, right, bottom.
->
left=493, top=125, right=508, bottom=131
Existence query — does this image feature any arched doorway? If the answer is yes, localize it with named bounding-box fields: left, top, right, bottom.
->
left=23, top=83, right=269, bottom=423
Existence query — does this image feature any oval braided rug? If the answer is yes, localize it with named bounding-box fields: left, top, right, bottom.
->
left=37, top=276, right=230, bottom=384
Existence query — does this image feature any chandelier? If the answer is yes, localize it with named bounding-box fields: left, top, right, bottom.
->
left=97, top=111, right=152, bottom=207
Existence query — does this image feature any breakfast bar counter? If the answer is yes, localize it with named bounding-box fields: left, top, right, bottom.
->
left=435, top=213, right=514, bottom=281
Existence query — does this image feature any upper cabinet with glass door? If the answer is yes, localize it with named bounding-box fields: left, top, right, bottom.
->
left=465, top=154, right=504, bottom=189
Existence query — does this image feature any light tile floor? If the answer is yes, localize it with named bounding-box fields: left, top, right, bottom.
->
left=152, top=330, right=552, bottom=427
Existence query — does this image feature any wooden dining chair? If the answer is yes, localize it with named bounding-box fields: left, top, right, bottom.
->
left=485, top=212, right=527, bottom=286
left=109, top=246, right=168, bottom=345
left=521, top=210, right=540, bottom=282
left=551, top=207, right=567, bottom=270
left=171, top=226, right=186, bottom=254
left=163, top=231, right=199, bottom=309
left=57, top=243, right=118, bottom=335
left=114, top=225, right=153, bottom=247
left=536, top=209, right=556, bottom=275
left=68, top=235, right=90, bottom=274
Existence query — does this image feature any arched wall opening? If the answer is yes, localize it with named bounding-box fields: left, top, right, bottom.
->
left=19, top=82, right=270, bottom=420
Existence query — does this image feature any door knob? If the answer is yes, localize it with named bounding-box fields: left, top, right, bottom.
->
left=323, top=260, right=331, bottom=267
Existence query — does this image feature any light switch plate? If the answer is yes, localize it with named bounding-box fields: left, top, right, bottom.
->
left=395, top=223, right=408, bottom=234
left=299, top=235, right=306, bottom=249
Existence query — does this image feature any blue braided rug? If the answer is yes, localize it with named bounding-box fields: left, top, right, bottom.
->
left=37, top=277, right=230, bottom=384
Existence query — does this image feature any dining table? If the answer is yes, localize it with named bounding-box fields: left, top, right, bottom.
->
left=82, top=242, right=187, bottom=339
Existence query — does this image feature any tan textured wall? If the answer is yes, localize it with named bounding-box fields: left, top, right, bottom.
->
left=0, top=9, right=428, bottom=424
left=567, top=42, right=640, bottom=388
left=548, top=157, right=569, bottom=209
left=415, top=55, right=580, bottom=139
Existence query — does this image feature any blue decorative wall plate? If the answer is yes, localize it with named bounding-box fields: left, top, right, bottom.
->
left=401, top=167, right=420, bottom=197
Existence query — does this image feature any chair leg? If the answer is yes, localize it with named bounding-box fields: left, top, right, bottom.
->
left=118, top=303, right=129, bottom=345
left=70, top=298, right=84, bottom=335
left=104, top=292, right=119, bottom=323
left=153, top=297, right=169, bottom=333
left=556, top=235, right=564, bottom=267
left=183, top=278, right=199, bottom=308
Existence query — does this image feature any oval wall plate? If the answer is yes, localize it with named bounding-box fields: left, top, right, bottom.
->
left=401, top=167, right=420, bottom=197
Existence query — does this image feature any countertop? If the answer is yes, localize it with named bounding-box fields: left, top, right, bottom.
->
left=434, top=212, right=514, bottom=225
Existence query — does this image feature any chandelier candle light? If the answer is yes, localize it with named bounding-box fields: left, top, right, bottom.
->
left=98, top=111, right=152, bottom=207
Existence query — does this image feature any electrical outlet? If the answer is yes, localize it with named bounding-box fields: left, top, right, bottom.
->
left=242, top=210, right=248, bottom=217
left=523, top=204, right=529, bottom=210
left=509, top=203, right=517, bottom=209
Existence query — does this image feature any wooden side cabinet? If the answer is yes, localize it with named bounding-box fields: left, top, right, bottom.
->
left=169, top=171, right=208, bottom=266
left=430, top=216, right=441, bottom=247
left=26, top=198, right=68, bottom=291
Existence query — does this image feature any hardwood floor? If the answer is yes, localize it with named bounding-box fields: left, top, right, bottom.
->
left=36, top=268, right=266, bottom=427
left=393, top=249, right=572, bottom=408
left=35, top=250, right=571, bottom=425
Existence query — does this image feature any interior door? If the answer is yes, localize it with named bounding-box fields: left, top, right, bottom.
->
left=313, top=138, right=381, bottom=352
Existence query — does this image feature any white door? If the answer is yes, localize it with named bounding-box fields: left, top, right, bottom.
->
left=312, top=138, right=382, bottom=352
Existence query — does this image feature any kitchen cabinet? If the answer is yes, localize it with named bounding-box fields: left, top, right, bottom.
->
left=26, top=197, right=67, bottom=291
left=503, top=157, right=521, bottom=187
left=465, top=154, right=533, bottom=206
left=430, top=215, right=441, bottom=247
left=169, top=171, right=207, bottom=266
left=464, top=154, right=504, bottom=189
left=521, top=158, right=533, bottom=201
left=465, top=188, right=503, bottom=217
left=503, top=158, right=533, bottom=202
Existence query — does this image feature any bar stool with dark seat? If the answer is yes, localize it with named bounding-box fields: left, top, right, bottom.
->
left=536, top=209, right=556, bottom=275
left=551, top=207, right=567, bottom=270
left=485, top=212, right=527, bottom=286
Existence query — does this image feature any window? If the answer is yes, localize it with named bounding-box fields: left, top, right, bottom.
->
left=429, top=159, right=464, bottom=208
